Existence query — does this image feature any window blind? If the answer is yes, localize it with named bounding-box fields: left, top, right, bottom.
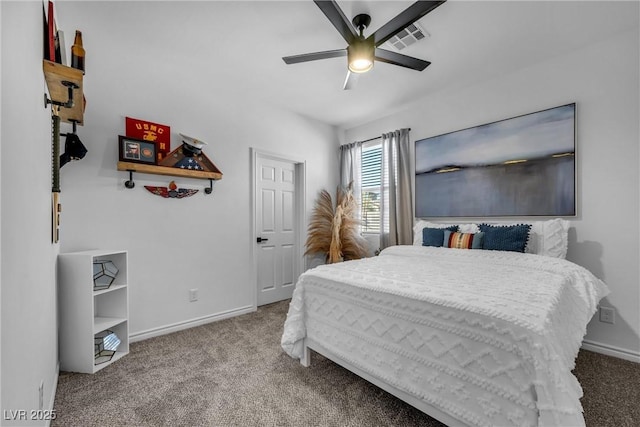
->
left=361, top=143, right=382, bottom=233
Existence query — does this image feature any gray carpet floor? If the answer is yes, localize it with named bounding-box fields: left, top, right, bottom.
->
left=53, top=300, right=639, bottom=426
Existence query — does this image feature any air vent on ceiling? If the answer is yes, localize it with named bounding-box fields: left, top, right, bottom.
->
left=385, top=22, right=429, bottom=51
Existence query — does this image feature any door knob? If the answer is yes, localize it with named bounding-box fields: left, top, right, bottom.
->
left=257, top=237, right=269, bottom=243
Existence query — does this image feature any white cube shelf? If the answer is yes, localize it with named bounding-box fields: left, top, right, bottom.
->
left=58, top=250, right=129, bottom=373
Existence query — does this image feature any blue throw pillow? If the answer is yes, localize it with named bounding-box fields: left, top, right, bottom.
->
left=478, top=223, right=531, bottom=253
left=423, top=226, right=458, bottom=247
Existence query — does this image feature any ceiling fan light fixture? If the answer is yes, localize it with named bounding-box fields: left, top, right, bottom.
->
left=348, top=38, right=375, bottom=73
left=349, top=57, right=373, bottom=73
left=281, top=1, right=446, bottom=88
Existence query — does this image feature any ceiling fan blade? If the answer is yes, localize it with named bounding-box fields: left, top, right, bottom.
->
left=375, top=48, right=430, bottom=71
left=343, top=71, right=359, bottom=90
left=314, top=0, right=358, bottom=44
left=283, top=49, right=347, bottom=65
left=368, top=1, right=446, bottom=47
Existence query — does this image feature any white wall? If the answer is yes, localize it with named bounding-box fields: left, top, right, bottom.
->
left=1, top=1, right=339, bottom=420
left=344, top=27, right=640, bottom=360
left=53, top=1, right=339, bottom=338
left=1, top=2, right=60, bottom=424
left=0, top=0, right=3, bottom=416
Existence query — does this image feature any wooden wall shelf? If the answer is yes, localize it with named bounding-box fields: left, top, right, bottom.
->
left=43, top=60, right=84, bottom=124
left=117, top=162, right=223, bottom=181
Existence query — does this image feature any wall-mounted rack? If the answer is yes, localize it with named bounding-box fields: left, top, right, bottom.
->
left=43, top=60, right=84, bottom=243
left=43, top=60, right=84, bottom=124
left=117, top=162, right=222, bottom=194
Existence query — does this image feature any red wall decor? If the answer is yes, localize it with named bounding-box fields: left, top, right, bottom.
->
left=125, top=117, right=170, bottom=161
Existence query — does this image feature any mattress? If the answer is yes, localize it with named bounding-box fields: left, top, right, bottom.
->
left=281, top=245, right=609, bottom=426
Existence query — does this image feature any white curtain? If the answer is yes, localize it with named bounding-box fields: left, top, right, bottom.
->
left=380, top=128, right=413, bottom=249
left=339, top=141, right=362, bottom=219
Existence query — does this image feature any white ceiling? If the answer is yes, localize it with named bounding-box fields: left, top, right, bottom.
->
left=94, top=1, right=639, bottom=129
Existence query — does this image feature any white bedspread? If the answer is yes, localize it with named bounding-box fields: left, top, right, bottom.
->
left=281, top=246, right=609, bottom=426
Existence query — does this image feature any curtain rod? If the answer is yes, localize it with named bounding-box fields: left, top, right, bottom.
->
left=358, top=135, right=381, bottom=144
left=356, top=128, right=411, bottom=144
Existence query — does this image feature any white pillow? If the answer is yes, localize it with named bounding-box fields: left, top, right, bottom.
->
left=413, top=218, right=569, bottom=258
left=527, top=218, right=570, bottom=258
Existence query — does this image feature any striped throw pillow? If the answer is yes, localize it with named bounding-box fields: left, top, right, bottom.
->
left=444, top=231, right=484, bottom=249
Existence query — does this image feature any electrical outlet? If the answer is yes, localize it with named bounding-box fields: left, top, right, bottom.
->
left=39, top=380, right=44, bottom=410
left=189, top=288, right=199, bottom=302
left=599, top=306, right=615, bottom=324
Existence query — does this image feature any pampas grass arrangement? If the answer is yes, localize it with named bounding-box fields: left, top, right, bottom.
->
left=305, top=183, right=369, bottom=263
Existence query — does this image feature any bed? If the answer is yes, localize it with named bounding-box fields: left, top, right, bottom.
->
left=281, top=219, right=609, bottom=427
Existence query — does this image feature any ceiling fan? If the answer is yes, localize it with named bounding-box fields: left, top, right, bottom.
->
left=282, top=0, right=446, bottom=90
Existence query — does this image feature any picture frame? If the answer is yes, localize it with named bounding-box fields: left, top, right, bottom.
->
left=415, top=103, right=576, bottom=217
left=118, top=135, right=157, bottom=165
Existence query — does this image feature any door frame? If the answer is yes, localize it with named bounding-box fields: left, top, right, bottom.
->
left=250, top=148, right=306, bottom=308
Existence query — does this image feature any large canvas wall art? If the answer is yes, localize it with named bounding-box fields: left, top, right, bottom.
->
left=415, top=103, right=576, bottom=217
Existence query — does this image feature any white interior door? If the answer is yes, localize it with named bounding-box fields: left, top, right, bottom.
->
left=255, top=155, right=299, bottom=306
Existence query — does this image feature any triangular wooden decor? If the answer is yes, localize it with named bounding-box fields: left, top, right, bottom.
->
left=158, top=145, right=222, bottom=176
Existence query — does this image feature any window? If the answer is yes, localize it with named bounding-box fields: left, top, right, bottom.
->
left=361, top=143, right=382, bottom=233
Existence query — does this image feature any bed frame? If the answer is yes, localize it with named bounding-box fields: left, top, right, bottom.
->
left=301, top=338, right=466, bottom=427
left=282, top=242, right=604, bottom=427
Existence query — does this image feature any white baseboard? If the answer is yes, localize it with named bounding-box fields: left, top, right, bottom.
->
left=129, top=305, right=256, bottom=343
left=47, top=363, right=59, bottom=427
left=581, top=339, right=640, bottom=363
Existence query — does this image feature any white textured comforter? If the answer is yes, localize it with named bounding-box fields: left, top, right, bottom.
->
left=281, top=246, right=609, bottom=427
